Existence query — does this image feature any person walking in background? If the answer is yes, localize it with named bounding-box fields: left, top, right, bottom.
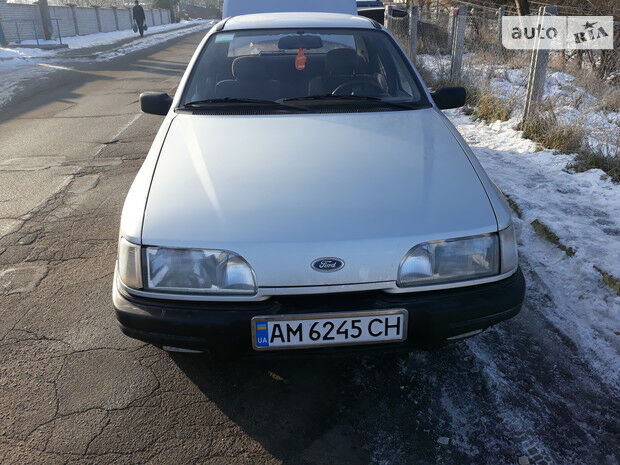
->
left=132, top=0, right=146, bottom=37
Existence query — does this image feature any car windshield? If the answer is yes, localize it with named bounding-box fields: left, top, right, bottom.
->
left=181, top=28, right=428, bottom=111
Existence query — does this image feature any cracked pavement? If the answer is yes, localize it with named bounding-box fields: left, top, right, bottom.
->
left=0, top=31, right=618, bottom=465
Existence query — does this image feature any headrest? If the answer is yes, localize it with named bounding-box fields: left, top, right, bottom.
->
left=325, top=48, right=358, bottom=75
left=232, top=56, right=270, bottom=80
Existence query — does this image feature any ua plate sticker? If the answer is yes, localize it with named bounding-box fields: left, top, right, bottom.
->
left=255, top=321, right=269, bottom=348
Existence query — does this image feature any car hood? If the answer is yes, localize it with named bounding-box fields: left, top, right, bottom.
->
left=142, top=109, right=497, bottom=287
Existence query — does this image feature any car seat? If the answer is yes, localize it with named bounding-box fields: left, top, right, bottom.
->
left=215, top=56, right=279, bottom=100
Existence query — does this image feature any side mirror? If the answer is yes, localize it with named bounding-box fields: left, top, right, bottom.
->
left=431, top=87, right=466, bottom=110
left=140, top=92, right=172, bottom=115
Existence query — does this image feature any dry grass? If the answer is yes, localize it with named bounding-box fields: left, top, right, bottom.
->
left=519, top=111, right=585, bottom=155
left=504, top=194, right=522, bottom=219
left=470, top=48, right=530, bottom=71
left=599, top=89, right=620, bottom=113
left=416, top=22, right=450, bottom=56
left=518, top=104, right=620, bottom=182
left=519, top=109, right=620, bottom=183
left=593, top=266, right=620, bottom=296
left=473, top=93, right=512, bottom=123
left=530, top=219, right=576, bottom=257
left=568, top=151, right=620, bottom=183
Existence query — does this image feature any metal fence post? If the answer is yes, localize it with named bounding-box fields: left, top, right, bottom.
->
left=497, top=7, right=504, bottom=45
left=0, top=21, right=6, bottom=47
left=14, top=19, right=21, bottom=43
left=94, top=6, right=102, bottom=33
left=54, top=18, right=62, bottom=44
left=32, top=19, right=40, bottom=45
left=384, top=4, right=392, bottom=29
left=112, top=6, right=119, bottom=30
left=523, top=5, right=557, bottom=123
left=449, top=6, right=466, bottom=81
left=68, top=4, right=79, bottom=35
left=408, top=5, right=419, bottom=60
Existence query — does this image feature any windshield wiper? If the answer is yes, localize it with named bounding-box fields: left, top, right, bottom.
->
left=181, top=98, right=307, bottom=111
left=280, top=94, right=420, bottom=109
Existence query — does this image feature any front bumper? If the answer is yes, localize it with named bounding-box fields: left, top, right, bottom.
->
left=113, top=268, right=525, bottom=356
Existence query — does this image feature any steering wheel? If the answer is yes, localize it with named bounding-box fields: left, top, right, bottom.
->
left=332, top=79, right=385, bottom=96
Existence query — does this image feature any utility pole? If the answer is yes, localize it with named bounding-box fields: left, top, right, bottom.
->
left=514, top=0, right=530, bottom=16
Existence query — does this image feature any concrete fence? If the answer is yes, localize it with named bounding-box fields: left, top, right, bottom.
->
left=0, top=1, right=172, bottom=44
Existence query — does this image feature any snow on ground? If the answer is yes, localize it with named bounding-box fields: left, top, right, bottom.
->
left=0, top=61, right=51, bottom=110
left=92, top=20, right=216, bottom=61
left=445, top=108, right=619, bottom=387
left=0, top=19, right=212, bottom=60
left=0, top=19, right=215, bottom=109
left=419, top=54, right=620, bottom=155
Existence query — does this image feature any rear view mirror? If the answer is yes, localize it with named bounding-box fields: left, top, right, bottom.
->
left=431, top=87, right=466, bottom=110
left=278, top=34, right=323, bottom=50
left=140, top=92, right=172, bottom=115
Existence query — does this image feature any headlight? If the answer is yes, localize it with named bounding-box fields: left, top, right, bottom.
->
left=397, top=233, right=500, bottom=287
left=118, top=237, right=143, bottom=289
left=144, top=247, right=256, bottom=295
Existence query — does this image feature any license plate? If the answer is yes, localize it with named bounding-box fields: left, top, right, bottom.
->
left=251, top=309, right=408, bottom=351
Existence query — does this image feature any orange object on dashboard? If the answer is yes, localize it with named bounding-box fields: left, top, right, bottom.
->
left=295, top=48, right=307, bottom=71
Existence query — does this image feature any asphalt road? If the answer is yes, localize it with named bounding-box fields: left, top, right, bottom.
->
left=0, top=31, right=617, bottom=465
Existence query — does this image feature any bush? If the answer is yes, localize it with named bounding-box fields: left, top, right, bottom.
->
left=520, top=112, right=584, bottom=155
left=520, top=110, right=619, bottom=182
left=473, top=93, right=512, bottom=123
left=568, top=151, right=620, bottom=183
left=600, top=89, right=620, bottom=113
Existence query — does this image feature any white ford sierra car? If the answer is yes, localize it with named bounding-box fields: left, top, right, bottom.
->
left=113, top=1, right=525, bottom=356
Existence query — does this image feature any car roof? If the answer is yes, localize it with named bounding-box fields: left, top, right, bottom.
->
left=222, top=12, right=376, bottom=31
